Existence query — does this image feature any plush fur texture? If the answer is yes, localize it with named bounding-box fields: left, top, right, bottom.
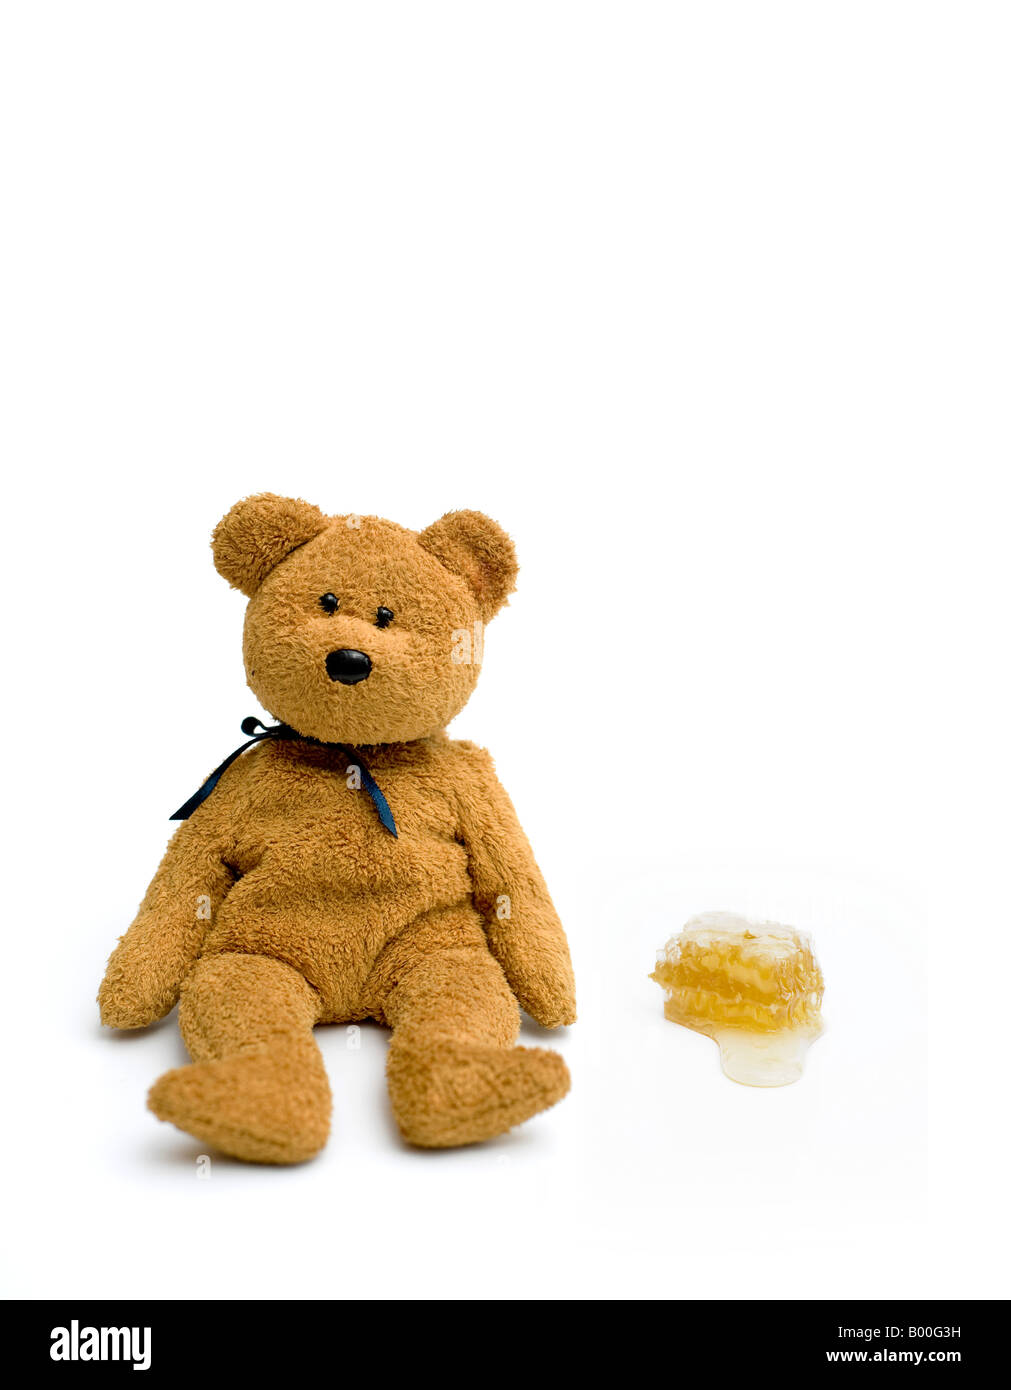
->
left=100, top=498, right=575, bottom=1161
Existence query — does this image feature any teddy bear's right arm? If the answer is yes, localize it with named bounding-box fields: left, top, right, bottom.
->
left=98, top=811, right=234, bottom=1029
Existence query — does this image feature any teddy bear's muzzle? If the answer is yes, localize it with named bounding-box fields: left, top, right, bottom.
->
left=325, top=648, right=373, bottom=685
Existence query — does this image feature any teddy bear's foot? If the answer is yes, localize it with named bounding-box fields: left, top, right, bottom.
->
left=387, top=1040, right=570, bottom=1148
left=148, top=1045, right=332, bottom=1165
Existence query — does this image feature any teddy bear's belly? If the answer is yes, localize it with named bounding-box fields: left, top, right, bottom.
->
left=200, top=816, right=474, bottom=1016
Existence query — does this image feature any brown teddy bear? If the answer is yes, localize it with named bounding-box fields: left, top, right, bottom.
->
left=99, top=495, right=576, bottom=1161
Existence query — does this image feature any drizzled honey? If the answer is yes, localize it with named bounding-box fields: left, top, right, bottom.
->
left=651, top=912, right=824, bottom=1086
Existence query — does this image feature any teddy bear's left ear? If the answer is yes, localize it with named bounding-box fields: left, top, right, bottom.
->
left=212, top=492, right=328, bottom=596
left=418, top=510, right=518, bottom=620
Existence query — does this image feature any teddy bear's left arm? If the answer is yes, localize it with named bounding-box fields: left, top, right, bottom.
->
left=453, top=743, right=576, bottom=1028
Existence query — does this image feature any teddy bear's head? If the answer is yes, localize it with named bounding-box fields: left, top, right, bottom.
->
left=211, top=494, right=517, bottom=745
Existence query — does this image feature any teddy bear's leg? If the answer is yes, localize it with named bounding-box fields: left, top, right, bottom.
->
left=376, top=908, right=570, bottom=1148
left=147, top=952, right=331, bottom=1164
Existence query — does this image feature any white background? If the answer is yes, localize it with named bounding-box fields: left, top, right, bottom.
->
left=1, top=2, right=1007, bottom=1300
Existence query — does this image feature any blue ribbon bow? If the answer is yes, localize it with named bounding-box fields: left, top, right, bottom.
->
left=170, top=717, right=398, bottom=837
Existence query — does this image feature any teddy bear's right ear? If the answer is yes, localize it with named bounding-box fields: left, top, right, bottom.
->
left=212, top=493, right=328, bottom=596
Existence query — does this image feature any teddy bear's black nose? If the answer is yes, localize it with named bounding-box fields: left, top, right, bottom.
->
left=325, top=649, right=372, bottom=685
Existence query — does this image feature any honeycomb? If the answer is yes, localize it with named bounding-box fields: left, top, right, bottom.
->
left=651, top=912, right=824, bottom=1086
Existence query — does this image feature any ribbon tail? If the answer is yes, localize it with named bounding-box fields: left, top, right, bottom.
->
left=169, top=734, right=268, bottom=820
left=366, top=780, right=399, bottom=837
left=343, top=749, right=398, bottom=837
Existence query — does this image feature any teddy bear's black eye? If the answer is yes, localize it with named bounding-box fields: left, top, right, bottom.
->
left=375, top=606, right=394, bottom=629
left=319, top=593, right=339, bottom=614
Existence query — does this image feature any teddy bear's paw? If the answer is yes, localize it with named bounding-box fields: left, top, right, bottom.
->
left=387, top=1041, right=570, bottom=1149
left=147, top=1048, right=332, bottom=1165
left=98, top=975, right=174, bottom=1030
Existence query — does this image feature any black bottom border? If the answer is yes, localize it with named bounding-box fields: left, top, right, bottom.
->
left=4, top=1298, right=998, bottom=1377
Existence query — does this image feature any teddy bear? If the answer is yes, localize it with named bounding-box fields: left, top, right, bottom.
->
left=98, top=495, right=576, bottom=1162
